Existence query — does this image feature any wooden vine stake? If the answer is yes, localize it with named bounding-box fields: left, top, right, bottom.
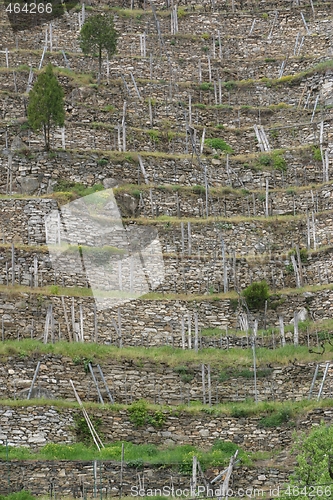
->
left=70, top=379, right=104, bottom=451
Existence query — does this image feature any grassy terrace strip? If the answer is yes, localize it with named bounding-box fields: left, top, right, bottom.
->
left=1, top=280, right=333, bottom=300
left=91, top=206, right=333, bottom=224
left=0, top=440, right=252, bottom=467
left=1, top=339, right=333, bottom=368
left=1, top=398, right=333, bottom=430
left=1, top=58, right=333, bottom=91
left=0, top=144, right=319, bottom=171
left=2, top=241, right=333, bottom=267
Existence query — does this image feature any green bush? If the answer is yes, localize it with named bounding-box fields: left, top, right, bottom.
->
left=242, top=281, right=269, bottom=310
left=259, top=154, right=272, bottom=166
left=258, top=409, right=292, bottom=428
left=199, top=82, right=213, bottom=91
left=73, top=414, right=103, bottom=446
left=192, top=184, right=206, bottom=195
left=224, top=81, right=236, bottom=92
left=313, top=146, right=322, bottom=162
left=97, top=158, right=108, bottom=166
left=205, top=138, right=233, bottom=153
left=128, top=400, right=166, bottom=429
left=53, top=180, right=104, bottom=197
left=147, top=130, right=160, bottom=142
left=288, top=248, right=308, bottom=263
left=272, top=152, right=287, bottom=171
left=174, top=366, right=194, bottom=383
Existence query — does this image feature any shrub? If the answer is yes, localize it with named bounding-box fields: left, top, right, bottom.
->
left=224, top=81, right=236, bottom=92
left=272, top=153, right=287, bottom=171
left=199, top=82, right=213, bottom=91
left=242, top=281, right=269, bottom=310
left=147, top=130, right=160, bottom=142
left=128, top=400, right=166, bottom=429
left=53, top=180, right=104, bottom=197
left=174, top=366, right=194, bottom=383
left=259, top=154, right=272, bottom=166
left=73, top=414, right=103, bottom=445
left=258, top=409, right=292, bottom=428
left=205, top=138, right=233, bottom=153
left=97, top=158, right=108, bottom=166
left=288, top=248, right=308, bottom=263
left=192, top=184, right=206, bottom=195
left=313, top=146, right=322, bottom=162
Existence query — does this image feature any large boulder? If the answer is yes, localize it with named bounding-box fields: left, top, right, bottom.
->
left=17, top=176, right=40, bottom=194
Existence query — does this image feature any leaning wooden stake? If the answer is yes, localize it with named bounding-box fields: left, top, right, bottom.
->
left=221, top=450, right=239, bottom=497
left=27, top=361, right=41, bottom=400
left=70, top=379, right=104, bottom=451
left=61, top=297, right=72, bottom=342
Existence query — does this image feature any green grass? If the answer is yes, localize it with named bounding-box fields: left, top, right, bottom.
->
left=0, top=440, right=250, bottom=470
left=53, top=180, right=104, bottom=198
left=2, top=338, right=333, bottom=371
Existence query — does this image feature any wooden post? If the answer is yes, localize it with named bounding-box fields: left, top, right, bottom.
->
left=200, top=127, right=206, bottom=154
left=181, top=222, right=185, bottom=255
left=312, top=212, right=317, bottom=250
left=120, top=442, right=124, bottom=498
left=295, top=245, right=304, bottom=287
left=188, top=222, right=192, bottom=256
left=191, top=456, right=197, bottom=497
left=79, top=305, right=84, bottom=342
left=279, top=316, right=285, bottom=347
left=194, top=313, right=199, bottom=353
left=207, top=364, right=211, bottom=407
left=217, top=30, right=222, bottom=59
left=306, top=215, right=311, bottom=249
left=94, top=303, right=98, bottom=342
left=188, top=94, right=192, bottom=125
left=118, top=308, right=122, bottom=348
left=71, top=297, right=75, bottom=338
left=11, top=243, right=15, bottom=285
left=207, top=55, right=212, bottom=82
left=188, top=312, right=192, bottom=349
left=61, top=296, right=72, bottom=342
left=181, top=316, right=185, bottom=349
left=198, top=60, right=202, bottom=83
left=265, top=178, right=269, bottom=217
left=294, top=312, right=299, bottom=347
left=291, top=255, right=301, bottom=288
left=201, top=364, right=206, bottom=404
left=148, top=98, right=153, bottom=128
left=252, top=320, right=258, bottom=404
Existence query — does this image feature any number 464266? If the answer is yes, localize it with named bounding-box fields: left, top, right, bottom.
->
left=6, top=3, right=53, bottom=14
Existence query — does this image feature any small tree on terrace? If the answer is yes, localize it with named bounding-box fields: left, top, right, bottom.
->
left=27, top=63, right=65, bottom=151
left=79, top=14, right=118, bottom=83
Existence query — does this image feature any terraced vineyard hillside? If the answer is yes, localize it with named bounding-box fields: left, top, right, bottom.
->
left=1, top=0, right=333, bottom=498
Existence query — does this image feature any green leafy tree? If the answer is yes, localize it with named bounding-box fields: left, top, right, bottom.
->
left=79, top=14, right=118, bottom=83
left=281, top=423, right=333, bottom=500
left=27, top=63, right=65, bottom=151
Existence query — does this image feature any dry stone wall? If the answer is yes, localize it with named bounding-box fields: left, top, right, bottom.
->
left=0, top=354, right=331, bottom=405
left=1, top=404, right=333, bottom=452
left=0, top=287, right=332, bottom=345
left=0, top=459, right=291, bottom=498
left=1, top=241, right=333, bottom=293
